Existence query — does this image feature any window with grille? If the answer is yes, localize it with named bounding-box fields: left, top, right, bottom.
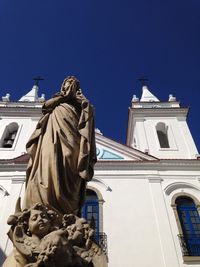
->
left=176, top=196, right=200, bottom=256
left=82, top=189, right=99, bottom=241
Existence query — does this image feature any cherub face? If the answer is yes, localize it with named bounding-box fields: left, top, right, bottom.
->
left=28, top=210, right=50, bottom=238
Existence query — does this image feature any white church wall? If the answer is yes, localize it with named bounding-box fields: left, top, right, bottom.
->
left=178, top=118, right=199, bottom=158
left=132, top=119, right=148, bottom=152
left=102, top=177, right=166, bottom=267
left=91, top=168, right=200, bottom=267
left=0, top=171, right=25, bottom=258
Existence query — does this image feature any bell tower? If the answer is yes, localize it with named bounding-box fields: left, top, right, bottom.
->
left=0, top=83, right=45, bottom=159
left=126, top=84, right=198, bottom=159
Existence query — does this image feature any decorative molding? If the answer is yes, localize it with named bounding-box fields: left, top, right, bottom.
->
left=0, top=164, right=27, bottom=171
left=0, top=105, right=42, bottom=117
left=171, top=192, right=200, bottom=207
left=164, top=182, right=200, bottom=195
left=86, top=185, right=105, bottom=202
left=183, top=256, right=200, bottom=263
left=129, top=107, right=188, bottom=117
left=96, top=133, right=157, bottom=161
left=148, top=176, right=163, bottom=183
left=11, top=176, right=26, bottom=184
left=95, top=159, right=200, bottom=171
left=91, top=177, right=112, bottom=192
left=96, top=146, right=124, bottom=160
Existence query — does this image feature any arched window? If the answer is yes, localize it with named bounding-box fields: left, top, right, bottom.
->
left=176, top=196, right=200, bottom=256
left=82, top=189, right=100, bottom=241
left=0, top=122, right=19, bottom=148
left=82, top=188, right=107, bottom=257
left=156, top=122, right=170, bottom=148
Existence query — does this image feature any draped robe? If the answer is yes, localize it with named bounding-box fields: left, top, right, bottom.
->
left=23, top=89, right=96, bottom=216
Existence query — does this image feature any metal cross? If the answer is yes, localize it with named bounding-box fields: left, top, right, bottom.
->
left=138, top=77, right=148, bottom=86
left=33, top=76, right=44, bottom=86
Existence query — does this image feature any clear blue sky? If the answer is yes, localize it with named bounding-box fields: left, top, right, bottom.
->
left=0, top=0, right=200, bottom=151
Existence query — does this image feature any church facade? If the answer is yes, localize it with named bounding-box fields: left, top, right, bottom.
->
left=0, top=83, right=200, bottom=267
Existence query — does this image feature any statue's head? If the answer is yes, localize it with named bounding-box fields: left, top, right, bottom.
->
left=28, top=206, right=51, bottom=238
left=8, top=203, right=61, bottom=239
left=27, top=204, right=60, bottom=238
left=61, top=76, right=80, bottom=95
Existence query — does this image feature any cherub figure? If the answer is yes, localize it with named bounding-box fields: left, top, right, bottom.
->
left=62, top=214, right=107, bottom=267
left=3, top=201, right=107, bottom=267
left=3, top=202, right=72, bottom=267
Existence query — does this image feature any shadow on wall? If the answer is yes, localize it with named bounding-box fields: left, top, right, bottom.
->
left=0, top=246, right=6, bottom=266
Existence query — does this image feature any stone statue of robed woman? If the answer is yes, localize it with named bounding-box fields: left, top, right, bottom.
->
left=3, top=76, right=108, bottom=267
left=23, top=76, right=97, bottom=216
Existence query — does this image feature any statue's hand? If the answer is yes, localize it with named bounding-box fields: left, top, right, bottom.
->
left=42, top=95, right=64, bottom=114
left=76, top=89, right=87, bottom=103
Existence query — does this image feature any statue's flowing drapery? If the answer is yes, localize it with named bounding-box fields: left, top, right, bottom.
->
left=2, top=78, right=108, bottom=267
left=23, top=78, right=96, bottom=216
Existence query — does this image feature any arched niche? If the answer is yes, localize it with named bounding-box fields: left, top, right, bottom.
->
left=0, top=122, right=19, bottom=148
left=156, top=122, right=170, bottom=148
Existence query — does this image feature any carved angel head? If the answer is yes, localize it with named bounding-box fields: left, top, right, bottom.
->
left=8, top=203, right=61, bottom=240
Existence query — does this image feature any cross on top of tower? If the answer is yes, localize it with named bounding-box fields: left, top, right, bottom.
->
left=138, top=77, right=148, bottom=86
left=33, top=76, right=44, bottom=86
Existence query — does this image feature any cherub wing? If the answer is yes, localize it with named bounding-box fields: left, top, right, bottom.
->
left=13, top=226, right=33, bottom=258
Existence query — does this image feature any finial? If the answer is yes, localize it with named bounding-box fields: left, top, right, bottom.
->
left=132, top=95, right=139, bottom=102
left=2, top=93, right=10, bottom=102
left=38, top=94, right=45, bottom=102
left=168, top=94, right=176, bottom=102
left=95, top=128, right=103, bottom=135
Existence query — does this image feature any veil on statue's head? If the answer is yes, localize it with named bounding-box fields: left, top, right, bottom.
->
left=61, top=76, right=80, bottom=94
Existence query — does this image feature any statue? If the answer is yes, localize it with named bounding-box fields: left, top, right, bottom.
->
left=23, top=76, right=96, bottom=216
left=3, top=76, right=107, bottom=267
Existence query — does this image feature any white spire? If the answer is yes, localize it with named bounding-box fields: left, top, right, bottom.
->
left=19, top=85, right=39, bottom=102
left=140, top=85, right=160, bottom=102
left=18, top=82, right=46, bottom=102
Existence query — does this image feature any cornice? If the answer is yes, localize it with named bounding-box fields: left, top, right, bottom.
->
left=95, top=159, right=200, bottom=171
left=0, top=101, right=43, bottom=108
left=0, top=105, right=42, bottom=117
left=1, top=158, right=200, bottom=172
left=0, top=163, right=27, bottom=171
left=11, top=176, right=26, bottom=184
left=128, top=107, right=188, bottom=117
